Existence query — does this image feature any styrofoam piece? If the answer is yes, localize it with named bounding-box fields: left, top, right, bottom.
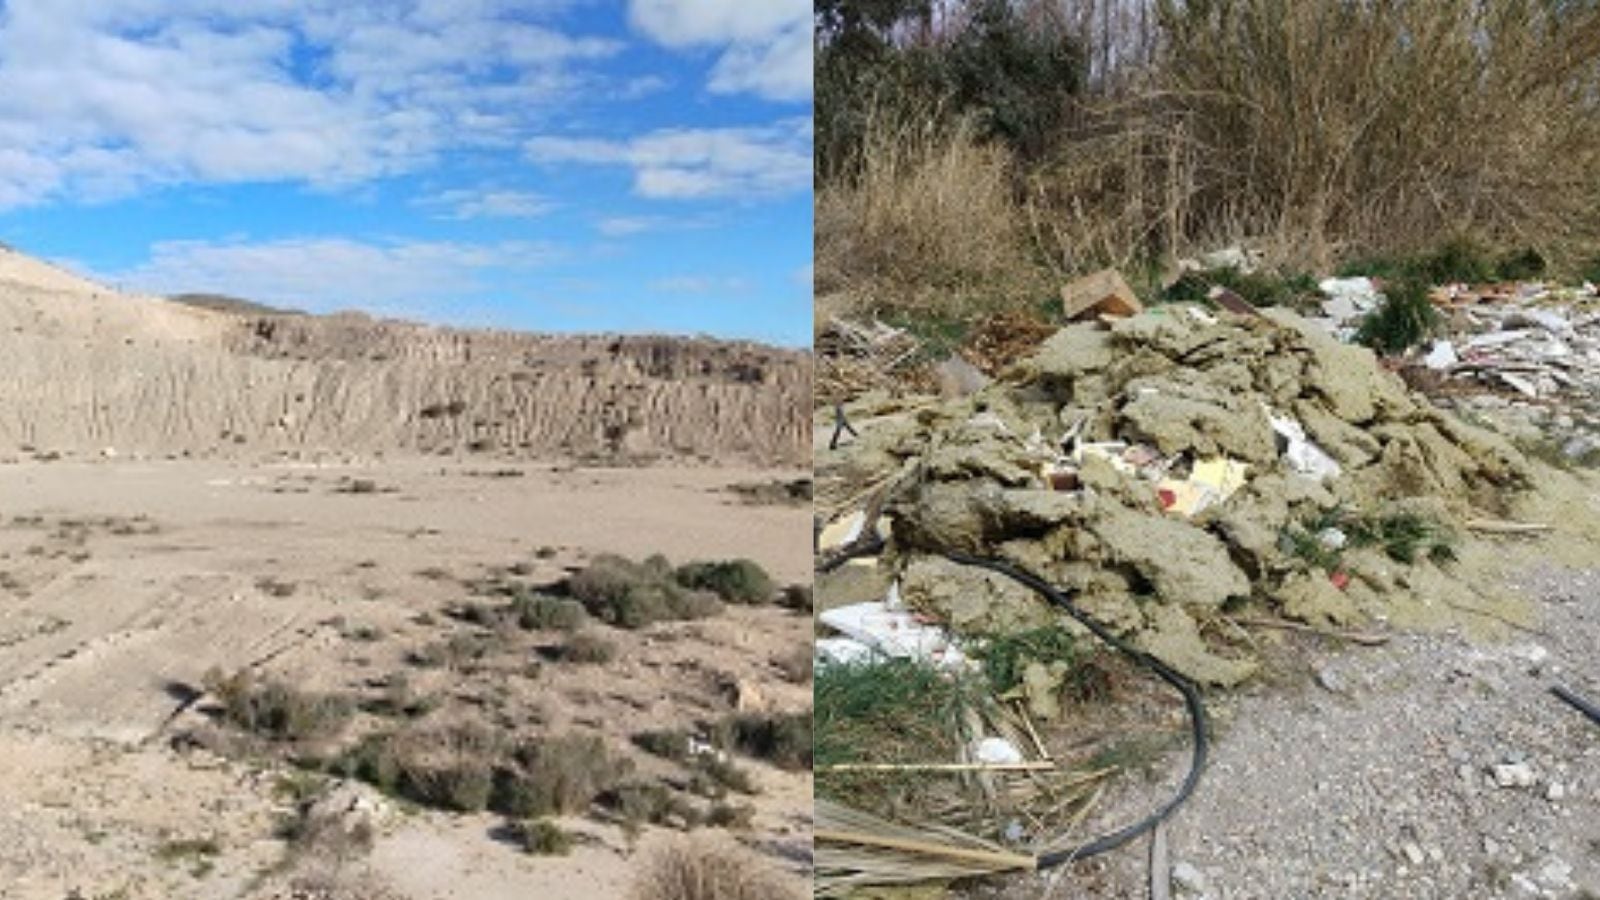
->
left=971, top=737, right=1025, bottom=765
left=817, top=598, right=967, bottom=669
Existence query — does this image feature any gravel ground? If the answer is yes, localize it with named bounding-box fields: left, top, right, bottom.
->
left=969, top=561, right=1600, bottom=900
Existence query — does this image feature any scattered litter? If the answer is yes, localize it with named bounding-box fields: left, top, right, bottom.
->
left=1316, top=527, right=1348, bottom=550
left=1319, top=276, right=1381, bottom=324
left=819, top=511, right=867, bottom=552
left=1061, top=269, right=1143, bottom=321
left=818, top=592, right=968, bottom=670
left=1208, top=286, right=1264, bottom=318
left=971, top=736, right=1025, bottom=765
left=1423, top=340, right=1459, bottom=370
left=1264, top=409, right=1342, bottom=481
left=1157, top=457, right=1248, bottom=517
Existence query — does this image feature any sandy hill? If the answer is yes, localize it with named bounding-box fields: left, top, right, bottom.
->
left=0, top=246, right=810, bottom=466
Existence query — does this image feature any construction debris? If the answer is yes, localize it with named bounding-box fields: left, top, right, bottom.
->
left=820, top=294, right=1536, bottom=687
left=1062, top=269, right=1144, bottom=321
left=1414, top=283, right=1600, bottom=464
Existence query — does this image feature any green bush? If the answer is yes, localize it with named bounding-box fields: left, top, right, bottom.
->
left=509, top=818, right=573, bottom=856
left=497, top=733, right=635, bottom=818
left=673, top=560, right=775, bottom=605
left=1355, top=278, right=1439, bottom=354
left=566, top=555, right=723, bottom=628
left=204, top=669, right=354, bottom=744
left=561, top=631, right=618, bottom=665
left=341, top=724, right=499, bottom=812
left=715, top=713, right=813, bottom=772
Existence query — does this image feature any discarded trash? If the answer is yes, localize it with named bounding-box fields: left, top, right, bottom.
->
left=1061, top=269, right=1144, bottom=321
left=1423, top=340, right=1459, bottom=370
left=1157, top=457, right=1249, bottom=517
left=1550, top=684, right=1600, bottom=730
left=1316, top=527, right=1348, bottom=550
left=817, top=592, right=968, bottom=670
left=1208, top=286, right=1263, bottom=319
left=971, top=736, right=1025, bottom=765
left=1319, top=276, right=1381, bottom=324
left=819, top=511, right=867, bottom=552
left=1264, top=409, right=1342, bottom=481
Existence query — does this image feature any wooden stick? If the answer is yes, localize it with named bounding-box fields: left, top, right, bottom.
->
left=814, top=828, right=1038, bottom=871
left=1228, top=616, right=1390, bottom=646
left=819, top=761, right=1058, bottom=774
left=1149, top=822, right=1172, bottom=900
left=1466, top=518, right=1552, bottom=534
left=1016, top=702, right=1053, bottom=761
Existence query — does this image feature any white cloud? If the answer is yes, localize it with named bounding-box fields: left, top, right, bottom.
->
left=628, top=0, right=810, bottom=102
left=0, top=1, right=621, bottom=209
left=103, top=236, right=562, bottom=315
left=527, top=119, right=811, bottom=200
left=418, top=188, right=556, bottom=219
left=650, top=274, right=753, bottom=295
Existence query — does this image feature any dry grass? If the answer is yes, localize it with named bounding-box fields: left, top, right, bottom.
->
left=816, top=109, right=1046, bottom=320
left=1150, top=0, right=1600, bottom=269
left=630, top=837, right=803, bottom=900
left=817, top=0, right=1600, bottom=326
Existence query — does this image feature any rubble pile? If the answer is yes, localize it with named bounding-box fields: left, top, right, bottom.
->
left=823, top=304, right=1535, bottom=687
left=1420, top=284, right=1600, bottom=463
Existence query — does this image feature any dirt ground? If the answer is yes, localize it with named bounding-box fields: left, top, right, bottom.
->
left=0, top=455, right=812, bottom=900
left=960, top=468, right=1600, bottom=900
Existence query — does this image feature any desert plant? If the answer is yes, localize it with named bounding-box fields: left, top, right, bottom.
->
left=566, top=555, right=723, bottom=628
left=203, top=669, right=354, bottom=744
left=508, top=818, right=574, bottom=856
left=340, top=724, right=500, bottom=812
left=672, top=560, right=775, bottom=605
left=629, top=837, right=803, bottom=900
left=496, top=733, right=635, bottom=818
left=560, top=631, right=618, bottom=665
left=714, top=712, right=813, bottom=772
left=512, top=592, right=588, bottom=632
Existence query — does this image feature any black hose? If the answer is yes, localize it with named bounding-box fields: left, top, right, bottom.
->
left=938, top=552, right=1208, bottom=868
left=1551, top=684, right=1600, bottom=729
left=816, top=540, right=1210, bottom=868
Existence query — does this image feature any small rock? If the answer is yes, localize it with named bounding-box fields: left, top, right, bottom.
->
left=1492, top=762, right=1536, bottom=789
left=1545, top=781, right=1566, bottom=802
left=1314, top=666, right=1346, bottom=694
left=1171, top=861, right=1210, bottom=896
left=1401, top=842, right=1425, bottom=866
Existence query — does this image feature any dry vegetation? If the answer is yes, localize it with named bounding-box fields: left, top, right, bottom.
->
left=180, top=550, right=814, bottom=876
left=816, top=0, right=1600, bottom=326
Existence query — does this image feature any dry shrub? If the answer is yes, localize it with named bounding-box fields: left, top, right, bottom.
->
left=630, top=837, right=803, bottom=900
left=1149, top=0, right=1600, bottom=268
left=816, top=109, right=1043, bottom=315
left=342, top=724, right=500, bottom=812
left=819, top=0, right=1600, bottom=310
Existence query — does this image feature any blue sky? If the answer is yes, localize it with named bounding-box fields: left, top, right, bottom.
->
left=0, top=1, right=813, bottom=346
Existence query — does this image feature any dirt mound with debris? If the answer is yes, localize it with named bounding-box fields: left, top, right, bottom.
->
left=824, top=304, right=1537, bottom=686
left=0, top=246, right=809, bottom=466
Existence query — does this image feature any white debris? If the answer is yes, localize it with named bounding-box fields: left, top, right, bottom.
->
left=970, top=737, right=1025, bottom=765
left=1498, top=371, right=1539, bottom=398
left=1265, top=408, right=1343, bottom=481
left=1319, top=276, right=1381, bottom=325
left=1423, top=340, right=1459, bottom=370
left=817, top=588, right=967, bottom=670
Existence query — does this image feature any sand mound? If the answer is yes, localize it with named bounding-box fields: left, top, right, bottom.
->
left=0, top=247, right=809, bottom=466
